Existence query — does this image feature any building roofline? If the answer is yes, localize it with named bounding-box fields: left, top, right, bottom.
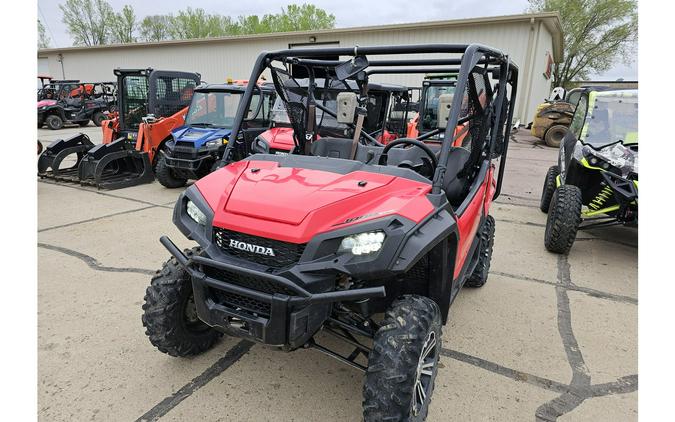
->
left=38, top=12, right=563, bottom=60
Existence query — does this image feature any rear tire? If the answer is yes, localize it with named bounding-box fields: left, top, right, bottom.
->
left=465, top=215, right=495, bottom=288
left=92, top=112, right=106, bottom=127
left=540, top=165, right=560, bottom=213
left=544, top=185, right=582, bottom=254
left=544, top=124, right=567, bottom=148
left=363, top=295, right=442, bottom=422
left=156, top=153, right=187, bottom=188
left=142, top=247, right=223, bottom=357
left=45, top=114, right=63, bottom=130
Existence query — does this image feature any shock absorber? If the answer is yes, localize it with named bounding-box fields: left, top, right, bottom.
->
left=588, top=184, right=613, bottom=210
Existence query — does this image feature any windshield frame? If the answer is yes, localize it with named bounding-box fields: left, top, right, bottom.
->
left=577, top=90, right=639, bottom=149
left=184, top=89, right=250, bottom=129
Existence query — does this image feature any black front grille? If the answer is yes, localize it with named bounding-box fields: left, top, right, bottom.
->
left=213, top=228, right=306, bottom=268
left=170, top=143, right=200, bottom=159
left=209, top=287, right=271, bottom=316
left=203, top=266, right=297, bottom=296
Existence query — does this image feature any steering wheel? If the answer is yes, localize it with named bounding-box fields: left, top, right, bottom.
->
left=378, top=138, right=438, bottom=175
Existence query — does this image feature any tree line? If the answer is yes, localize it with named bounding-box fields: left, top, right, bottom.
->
left=41, top=1, right=336, bottom=47
left=38, top=0, right=637, bottom=90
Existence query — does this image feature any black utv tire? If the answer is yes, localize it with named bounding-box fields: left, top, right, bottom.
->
left=142, top=247, right=223, bottom=357
left=46, top=114, right=63, bottom=130
left=156, top=153, right=187, bottom=188
left=363, top=295, right=442, bottom=422
left=465, top=215, right=495, bottom=288
left=92, top=112, right=106, bottom=127
left=77, top=120, right=90, bottom=127
left=544, top=185, right=582, bottom=254
left=544, top=124, right=567, bottom=148
left=540, top=165, right=560, bottom=213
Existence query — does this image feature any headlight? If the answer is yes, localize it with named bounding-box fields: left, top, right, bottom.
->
left=581, top=143, right=637, bottom=176
left=339, top=231, right=386, bottom=256
left=186, top=200, right=207, bottom=225
left=205, top=138, right=225, bottom=148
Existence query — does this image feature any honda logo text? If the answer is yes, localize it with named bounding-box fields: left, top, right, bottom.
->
left=228, top=239, right=276, bottom=257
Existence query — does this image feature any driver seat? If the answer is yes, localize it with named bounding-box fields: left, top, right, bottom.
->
left=442, top=147, right=472, bottom=207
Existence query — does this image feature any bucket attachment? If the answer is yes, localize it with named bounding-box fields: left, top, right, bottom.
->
left=77, top=137, right=154, bottom=190
left=37, top=133, right=95, bottom=182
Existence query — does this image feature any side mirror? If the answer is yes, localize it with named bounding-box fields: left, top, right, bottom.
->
left=336, top=92, right=358, bottom=124
left=437, top=94, right=453, bottom=129
left=336, top=56, right=369, bottom=81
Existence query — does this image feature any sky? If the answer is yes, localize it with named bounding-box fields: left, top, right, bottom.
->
left=37, top=0, right=637, bottom=80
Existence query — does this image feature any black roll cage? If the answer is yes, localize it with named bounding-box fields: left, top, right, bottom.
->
left=223, top=44, right=518, bottom=199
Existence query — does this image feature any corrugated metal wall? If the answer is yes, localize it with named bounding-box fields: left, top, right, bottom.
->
left=42, top=20, right=554, bottom=122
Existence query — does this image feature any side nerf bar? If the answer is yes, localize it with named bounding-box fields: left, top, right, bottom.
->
left=159, top=235, right=386, bottom=306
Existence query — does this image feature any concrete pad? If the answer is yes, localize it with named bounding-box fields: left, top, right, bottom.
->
left=38, top=247, right=239, bottom=422
left=447, top=274, right=571, bottom=384
left=161, top=340, right=365, bottom=422
left=492, top=202, right=548, bottom=228
left=558, top=392, right=637, bottom=421
left=39, top=125, right=102, bottom=145
left=568, top=237, right=638, bottom=299
left=429, top=358, right=558, bottom=421
left=490, top=214, right=560, bottom=284
left=567, top=291, right=637, bottom=385
left=38, top=206, right=194, bottom=272
left=38, top=182, right=149, bottom=231
left=91, top=180, right=187, bottom=208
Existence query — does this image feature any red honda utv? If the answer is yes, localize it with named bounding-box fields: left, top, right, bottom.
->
left=142, top=44, right=518, bottom=421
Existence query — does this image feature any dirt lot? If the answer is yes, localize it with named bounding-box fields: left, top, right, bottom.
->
left=38, top=126, right=638, bottom=421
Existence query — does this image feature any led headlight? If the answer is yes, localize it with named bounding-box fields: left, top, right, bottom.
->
left=186, top=200, right=207, bottom=226
left=339, top=231, right=386, bottom=256
left=205, top=138, right=225, bottom=148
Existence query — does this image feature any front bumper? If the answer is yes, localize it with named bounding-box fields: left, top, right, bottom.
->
left=160, top=236, right=385, bottom=348
left=163, top=150, right=214, bottom=173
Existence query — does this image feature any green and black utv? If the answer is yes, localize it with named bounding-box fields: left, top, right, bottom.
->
left=540, top=89, right=638, bottom=254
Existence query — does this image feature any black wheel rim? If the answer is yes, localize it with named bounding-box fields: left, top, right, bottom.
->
left=412, top=330, right=438, bottom=416
left=551, top=128, right=565, bottom=143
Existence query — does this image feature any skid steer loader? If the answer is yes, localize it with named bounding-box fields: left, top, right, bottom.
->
left=38, top=68, right=200, bottom=190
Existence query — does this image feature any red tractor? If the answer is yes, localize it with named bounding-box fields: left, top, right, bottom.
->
left=143, top=44, right=517, bottom=421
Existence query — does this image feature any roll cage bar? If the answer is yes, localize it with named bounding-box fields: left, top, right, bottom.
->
left=223, top=44, right=518, bottom=199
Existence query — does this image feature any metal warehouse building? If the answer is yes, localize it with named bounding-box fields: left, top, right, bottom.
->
left=38, top=12, right=562, bottom=123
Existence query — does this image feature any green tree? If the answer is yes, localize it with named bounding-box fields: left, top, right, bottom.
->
left=38, top=19, right=51, bottom=49
left=268, top=4, right=336, bottom=32
left=139, top=15, right=173, bottom=42
left=170, top=8, right=227, bottom=39
left=109, top=4, right=137, bottom=44
left=60, top=0, right=114, bottom=46
left=528, top=0, right=637, bottom=88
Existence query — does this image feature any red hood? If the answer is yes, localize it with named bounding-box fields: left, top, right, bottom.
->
left=259, top=127, right=296, bottom=151
left=37, top=99, right=57, bottom=108
left=195, top=160, right=434, bottom=243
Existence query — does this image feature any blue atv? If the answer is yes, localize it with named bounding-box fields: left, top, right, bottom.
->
left=157, top=81, right=275, bottom=188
